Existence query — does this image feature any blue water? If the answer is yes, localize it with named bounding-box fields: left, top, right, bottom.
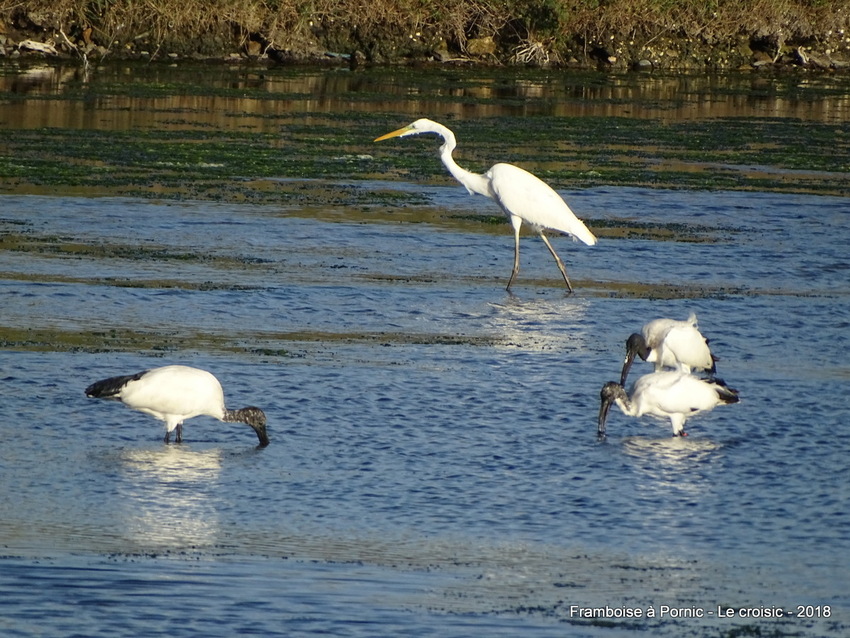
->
left=1, top=183, right=848, bottom=636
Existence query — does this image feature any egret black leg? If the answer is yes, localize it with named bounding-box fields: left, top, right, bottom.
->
left=539, top=233, right=573, bottom=293
left=175, top=423, right=183, bottom=443
left=507, top=226, right=521, bottom=291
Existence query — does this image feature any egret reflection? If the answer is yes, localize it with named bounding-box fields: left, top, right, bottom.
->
left=486, top=296, right=591, bottom=351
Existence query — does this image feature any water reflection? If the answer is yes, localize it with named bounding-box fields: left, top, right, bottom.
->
left=116, top=446, right=223, bottom=549
left=621, top=436, right=722, bottom=494
left=1, top=62, right=848, bottom=133
left=616, top=436, right=741, bottom=556
left=486, top=295, right=591, bottom=351
left=1, top=64, right=82, bottom=95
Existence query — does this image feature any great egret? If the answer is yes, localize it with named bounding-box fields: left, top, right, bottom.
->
left=375, top=118, right=596, bottom=291
left=620, top=313, right=716, bottom=385
left=85, top=365, right=269, bottom=446
left=598, top=371, right=738, bottom=439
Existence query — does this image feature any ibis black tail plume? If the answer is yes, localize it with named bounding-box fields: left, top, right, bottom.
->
left=710, top=377, right=740, bottom=405
left=85, top=371, right=146, bottom=399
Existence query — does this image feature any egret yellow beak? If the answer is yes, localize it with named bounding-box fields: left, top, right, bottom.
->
left=374, top=125, right=412, bottom=142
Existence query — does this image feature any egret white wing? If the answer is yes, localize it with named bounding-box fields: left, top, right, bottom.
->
left=487, top=163, right=596, bottom=245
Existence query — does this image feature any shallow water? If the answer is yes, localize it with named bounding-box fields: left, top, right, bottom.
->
left=1, top=63, right=849, bottom=637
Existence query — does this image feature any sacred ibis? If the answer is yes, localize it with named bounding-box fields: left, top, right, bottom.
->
left=621, top=313, right=716, bottom=385
left=598, top=371, right=739, bottom=439
left=85, top=365, right=269, bottom=446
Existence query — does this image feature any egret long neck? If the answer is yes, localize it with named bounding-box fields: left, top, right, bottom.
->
left=435, top=128, right=492, bottom=198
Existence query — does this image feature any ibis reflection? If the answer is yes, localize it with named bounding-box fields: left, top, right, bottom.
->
left=117, top=446, right=224, bottom=550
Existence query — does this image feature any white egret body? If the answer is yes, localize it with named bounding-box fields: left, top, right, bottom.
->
left=598, top=371, right=739, bottom=438
left=621, top=313, right=716, bottom=385
left=375, top=118, right=596, bottom=291
left=85, top=365, right=269, bottom=446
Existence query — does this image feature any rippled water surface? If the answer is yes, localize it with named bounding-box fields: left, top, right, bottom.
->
left=1, top=63, right=849, bottom=637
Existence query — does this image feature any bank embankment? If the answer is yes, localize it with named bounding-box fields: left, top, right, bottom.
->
left=1, top=0, right=850, bottom=71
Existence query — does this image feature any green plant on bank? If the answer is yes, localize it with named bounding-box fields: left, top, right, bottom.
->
left=1, top=0, right=849, bottom=64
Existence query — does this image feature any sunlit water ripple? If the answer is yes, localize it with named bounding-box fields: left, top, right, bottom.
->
left=1, top=185, right=848, bottom=636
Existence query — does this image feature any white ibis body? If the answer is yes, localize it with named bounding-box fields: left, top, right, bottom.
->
left=621, top=313, right=716, bottom=385
left=85, top=365, right=269, bottom=446
left=375, top=118, right=596, bottom=292
left=598, top=371, right=739, bottom=438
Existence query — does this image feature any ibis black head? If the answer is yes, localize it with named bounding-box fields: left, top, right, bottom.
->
left=245, top=407, right=269, bottom=447
left=620, top=333, right=651, bottom=386
left=598, top=381, right=628, bottom=440
left=227, top=406, right=269, bottom=447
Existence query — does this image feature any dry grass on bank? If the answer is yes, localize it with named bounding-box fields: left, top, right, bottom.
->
left=1, top=0, right=849, bottom=68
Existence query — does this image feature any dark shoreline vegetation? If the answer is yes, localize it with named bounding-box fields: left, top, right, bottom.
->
left=2, top=0, right=850, bottom=71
